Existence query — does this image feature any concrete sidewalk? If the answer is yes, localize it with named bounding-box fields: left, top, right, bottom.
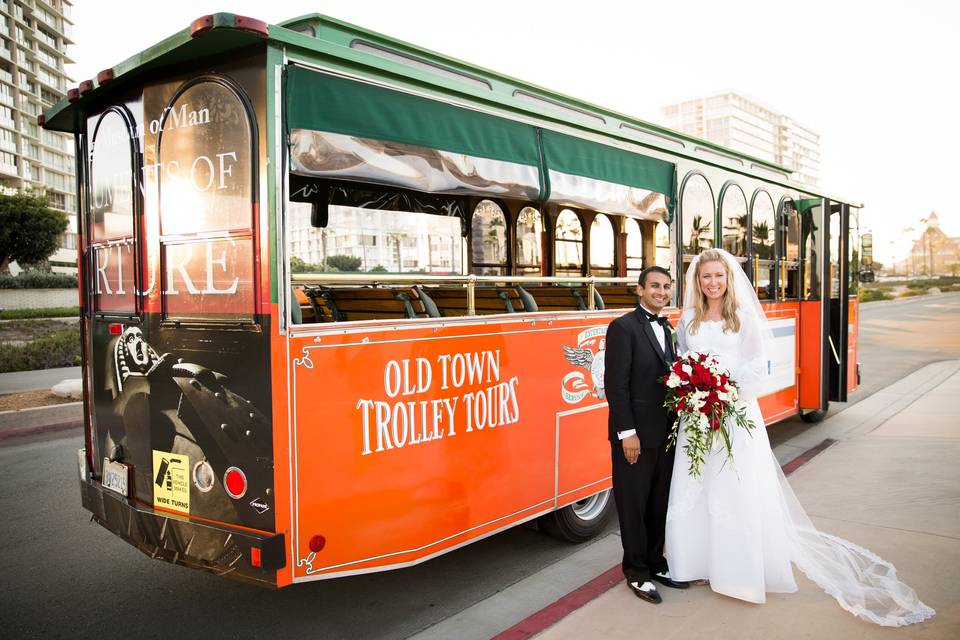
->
left=529, top=360, right=959, bottom=639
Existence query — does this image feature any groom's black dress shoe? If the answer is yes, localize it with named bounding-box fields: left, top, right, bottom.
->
left=627, top=580, right=662, bottom=604
left=652, top=571, right=689, bottom=589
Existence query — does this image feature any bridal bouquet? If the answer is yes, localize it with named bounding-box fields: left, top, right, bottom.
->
left=661, top=352, right=755, bottom=479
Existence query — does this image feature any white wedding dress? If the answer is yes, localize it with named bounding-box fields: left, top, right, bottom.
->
left=664, top=306, right=935, bottom=626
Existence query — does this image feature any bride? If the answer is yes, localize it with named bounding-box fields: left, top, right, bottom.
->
left=664, top=248, right=934, bottom=627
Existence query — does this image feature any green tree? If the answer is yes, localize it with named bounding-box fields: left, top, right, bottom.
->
left=325, top=254, right=362, bottom=272
left=0, top=192, right=68, bottom=273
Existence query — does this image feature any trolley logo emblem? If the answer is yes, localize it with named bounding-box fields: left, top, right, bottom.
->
left=561, top=327, right=607, bottom=404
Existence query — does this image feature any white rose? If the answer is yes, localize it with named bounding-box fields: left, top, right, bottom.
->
left=681, top=364, right=693, bottom=376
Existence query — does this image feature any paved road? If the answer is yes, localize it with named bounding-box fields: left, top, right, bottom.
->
left=2, top=294, right=957, bottom=639
left=0, top=366, right=82, bottom=394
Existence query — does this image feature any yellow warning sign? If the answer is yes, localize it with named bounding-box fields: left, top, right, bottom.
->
left=152, top=450, right=190, bottom=515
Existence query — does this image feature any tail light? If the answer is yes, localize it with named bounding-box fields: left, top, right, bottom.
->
left=223, top=466, right=247, bottom=499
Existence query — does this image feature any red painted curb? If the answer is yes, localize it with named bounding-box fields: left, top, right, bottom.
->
left=493, top=439, right=837, bottom=639
left=782, top=438, right=836, bottom=476
left=493, top=566, right=623, bottom=640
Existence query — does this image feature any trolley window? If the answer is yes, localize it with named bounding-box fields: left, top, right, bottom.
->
left=515, top=206, right=543, bottom=276
left=589, top=214, right=615, bottom=277
left=719, top=183, right=748, bottom=257
left=89, top=109, right=137, bottom=314
left=554, top=209, right=584, bottom=277
left=157, top=79, right=256, bottom=323
left=751, top=190, right=776, bottom=300
left=471, top=200, right=508, bottom=276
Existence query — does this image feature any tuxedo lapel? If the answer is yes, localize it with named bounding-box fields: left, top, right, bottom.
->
left=636, top=310, right=670, bottom=367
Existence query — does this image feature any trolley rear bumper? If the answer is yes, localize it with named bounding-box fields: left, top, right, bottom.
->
left=79, top=471, right=285, bottom=587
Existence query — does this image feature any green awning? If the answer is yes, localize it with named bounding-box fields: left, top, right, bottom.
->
left=541, top=129, right=674, bottom=197
left=286, top=65, right=541, bottom=168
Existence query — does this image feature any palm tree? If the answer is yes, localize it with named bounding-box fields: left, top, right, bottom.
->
left=689, top=215, right=712, bottom=253
left=753, top=221, right=771, bottom=259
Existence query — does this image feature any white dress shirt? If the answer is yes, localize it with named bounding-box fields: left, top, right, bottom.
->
left=617, top=304, right=667, bottom=441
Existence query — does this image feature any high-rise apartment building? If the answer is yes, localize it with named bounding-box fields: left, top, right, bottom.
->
left=660, top=91, right=821, bottom=187
left=0, top=0, right=76, bottom=273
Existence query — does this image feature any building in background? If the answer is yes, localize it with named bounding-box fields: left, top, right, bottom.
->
left=1, top=0, right=75, bottom=274
left=660, top=91, right=821, bottom=187
left=895, top=212, right=960, bottom=276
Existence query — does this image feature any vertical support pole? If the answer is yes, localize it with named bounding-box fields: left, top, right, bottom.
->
left=587, top=277, right=596, bottom=310
left=467, top=274, right=476, bottom=315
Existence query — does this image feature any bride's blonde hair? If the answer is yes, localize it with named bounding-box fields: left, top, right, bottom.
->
left=688, top=249, right=740, bottom=334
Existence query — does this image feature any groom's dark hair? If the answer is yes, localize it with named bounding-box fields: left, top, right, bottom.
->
left=638, top=266, right=672, bottom=287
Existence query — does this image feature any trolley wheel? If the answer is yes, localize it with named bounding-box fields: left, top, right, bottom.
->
left=539, top=490, right=614, bottom=543
left=800, top=403, right=830, bottom=424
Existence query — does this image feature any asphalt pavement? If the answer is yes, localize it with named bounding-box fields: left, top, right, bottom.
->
left=0, top=366, right=81, bottom=394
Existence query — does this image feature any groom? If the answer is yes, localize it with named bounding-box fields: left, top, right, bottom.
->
left=604, top=266, right=688, bottom=604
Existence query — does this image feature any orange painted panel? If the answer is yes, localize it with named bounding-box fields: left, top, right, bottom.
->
left=286, top=314, right=618, bottom=580
left=798, top=301, right=823, bottom=409
left=557, top=406, right=612, bottom=502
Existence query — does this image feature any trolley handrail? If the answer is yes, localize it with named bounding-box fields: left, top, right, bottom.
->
left=289, top=273, right=636, bottom=313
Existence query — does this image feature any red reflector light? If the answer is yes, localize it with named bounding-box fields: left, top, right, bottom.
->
left=96, top=68, right=114, bottom=84
left=190, top=14, right=214, bottom=36
left=224, top=466, right=247, bottom=499
left=108, top=323, right=123, bottom=335
left=79, top=80, right=93, bottom=94
left=67, top=88, right=79, bottom=102
left=250, top=547, right=261, bottom=568
left=233, top=15, right=269, bottom=36
left=37, top=114, right=45, bottom=127
left=309, top=534, right=326, bottom=553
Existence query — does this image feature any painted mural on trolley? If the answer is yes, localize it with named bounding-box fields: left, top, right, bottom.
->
left=84, top=57, right=274, bottom=543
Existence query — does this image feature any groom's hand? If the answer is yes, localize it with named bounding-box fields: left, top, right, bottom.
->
left=622, top=434, right=641, bottom=464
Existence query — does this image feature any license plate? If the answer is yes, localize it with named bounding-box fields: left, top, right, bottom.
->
left=78, top=449, right=88, bottom=482
left=102, top=458, right=130, bottom=497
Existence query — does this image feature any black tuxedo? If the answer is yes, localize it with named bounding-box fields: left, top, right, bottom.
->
left=604, top=307, right=676, bottom=583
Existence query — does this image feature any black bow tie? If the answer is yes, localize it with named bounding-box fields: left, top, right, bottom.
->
left=639, top=308, right=669, bottom=327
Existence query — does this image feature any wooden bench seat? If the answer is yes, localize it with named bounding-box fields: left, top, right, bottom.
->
left=303, top=286, right=432, bottom=322
left=594, top=285, right=639, bottom=309
left=421, top=286, right=531, bottom=317
left=520, top=286, right=604, bottom=312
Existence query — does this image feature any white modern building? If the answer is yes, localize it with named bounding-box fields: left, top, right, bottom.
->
left=1, top=0, right=76, bottom=274
left=660, top=91, right=821, bottom=187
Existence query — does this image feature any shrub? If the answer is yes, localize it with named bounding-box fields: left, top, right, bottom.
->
left=0, top=306, right=80, bottom=319
left=858, top=288, right=892, bottom=303
left=0, top=271, right=78, bottom=289
left=897, top=289, right=926, bottom=298
left=0, top=325, right=81, bottom=373
left=325, top=254, right=363, bottom=272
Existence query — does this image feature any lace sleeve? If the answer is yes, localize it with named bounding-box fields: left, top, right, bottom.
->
left=732, top=308, right=769, bottom=398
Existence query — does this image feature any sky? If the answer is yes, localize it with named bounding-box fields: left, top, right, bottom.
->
left=65, top=0, right=959, bottom=265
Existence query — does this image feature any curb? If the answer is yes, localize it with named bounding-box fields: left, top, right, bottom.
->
left=0, top=401, right=83, bottom=435
left=0, top=419, right=82, bottom=441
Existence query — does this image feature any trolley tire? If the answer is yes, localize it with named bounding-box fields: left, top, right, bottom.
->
left=800, top=404, right=830, bottom=423
left=539, top=489, right=614, bottom=543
